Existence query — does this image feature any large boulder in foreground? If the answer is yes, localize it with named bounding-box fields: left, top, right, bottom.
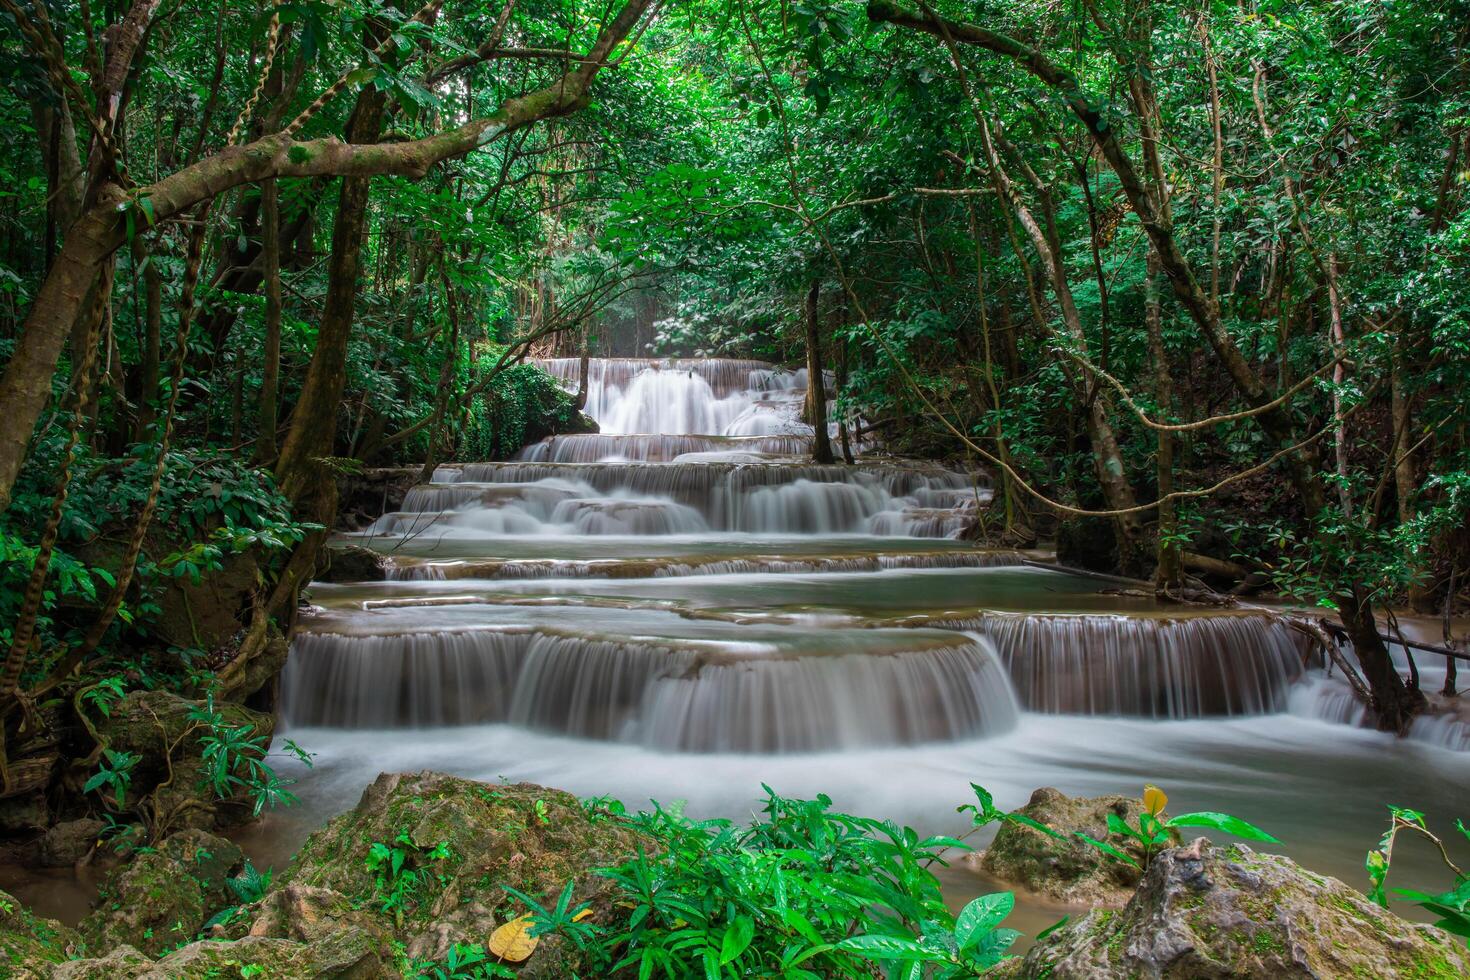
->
left=0, top=887, right=80, bottom=978
left=274, top=771, right=651, bottom=969
left=52, top=930, right=394, bottom=979
left=977, top=787, right=1161, bottom=906
left=1006, top=838, right=1470, bottom=978
left=78, top=828, right=243, bottom=956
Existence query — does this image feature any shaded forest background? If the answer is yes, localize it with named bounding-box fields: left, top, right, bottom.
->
left=0, top=0, right=1467, bottom=814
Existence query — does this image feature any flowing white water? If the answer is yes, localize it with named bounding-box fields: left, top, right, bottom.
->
left=274, top=356, right=1466, bottom=920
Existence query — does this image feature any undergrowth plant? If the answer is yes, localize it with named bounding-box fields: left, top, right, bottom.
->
left=1366, top=805, right=1470, bottom=945
left=963, top=783, right=1279, bottom=871
left=366, top=832, right=454, bottom=927
left=506, top=787, right=1021, bottom=978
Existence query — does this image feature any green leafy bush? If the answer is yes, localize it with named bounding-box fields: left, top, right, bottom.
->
left=505, top=787, right=1020, bottom=978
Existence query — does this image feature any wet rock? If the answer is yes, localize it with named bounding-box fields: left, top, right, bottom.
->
left=317, top=543, right=391, bottom=582
left=1006, top=838, right=1470, bottom=978
left=0, top=887, right=80, bottom=978
left=36, top=817, right=105, bottom=867
left=274, top=771, right=651, bottom=969
left=977, top=787, right=1165, bottom=906
left=336, top=466, right=421, bottom=531
left=79, top=828, right=243, bottom=956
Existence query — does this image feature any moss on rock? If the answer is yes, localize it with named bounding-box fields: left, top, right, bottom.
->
left=273, top=771, right=652, bottom=968
left=78, top=828, right=243, bottom=957
left=0, top=887, right=81, bottom=978
left=978, top=786, right=1164, bottom=906
left=1010, top=837, right=1470, bottom=978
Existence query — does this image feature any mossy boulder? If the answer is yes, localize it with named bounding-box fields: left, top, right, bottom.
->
left=1006, top=838, right=1470, bottom=978
left=0, top=887, right=81, bottom=978
left=78, top=828, right=243, bottom=956
left=273, top=771, right=652, bottom=969
left=978, top=787, right=1166, bottom=906
left=52, top=931, right=394, bottom=979
left=97, top=690, right=273, bottom=829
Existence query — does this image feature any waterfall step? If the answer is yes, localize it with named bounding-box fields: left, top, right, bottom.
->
left=286, top=356, right=1339, bottom=756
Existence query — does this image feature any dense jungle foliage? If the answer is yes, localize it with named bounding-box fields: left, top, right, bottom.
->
left=0, top=0, right=1467, bottom=878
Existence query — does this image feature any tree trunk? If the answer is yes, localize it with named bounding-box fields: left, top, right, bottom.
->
left=804, top=280, right=835, bottom=465
left=1340, top=586, right=1424, bottom=732
left=274, top=86, right=386, bottom=513
left=1144, top=253, right=1181, bottom=589
left=254, top=177, right=283, bottom=463
left=835, top=335, right=855, bottom=464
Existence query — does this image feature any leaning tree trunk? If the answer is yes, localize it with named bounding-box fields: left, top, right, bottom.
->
left=804, top=280, right=835, bottom=465
left=1339, top=585, right=1425, bottom=732
left=274, top=86, right=386, bottom=516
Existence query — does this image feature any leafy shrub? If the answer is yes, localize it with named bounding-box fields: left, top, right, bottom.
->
left=505, top=787, right=1020, bottom=978
left=463, top=355, right=585, bottom=460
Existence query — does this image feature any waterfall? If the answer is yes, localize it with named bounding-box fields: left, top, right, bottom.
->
left=282, top=628, right=1019, bottom=751
left=286, top=357, right=1374, bottom=759
left=362, top=461, right=984, bottom=538
left=928, top=613, right=1316, bottom=717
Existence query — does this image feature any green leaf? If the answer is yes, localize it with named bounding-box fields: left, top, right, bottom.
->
left=1073, top=831, right=1140, bottom=868
left=719, top=916, right=754, bottom=965
left=1005, top=813, right=1068, bottom=840
left=836, top=934, right=941, bottom=962
left=956, top=892, right=1014, bottom=950
left=1036, top=914, right=1071, bottom=941
left=1165, top=812, right=1280, bottom=844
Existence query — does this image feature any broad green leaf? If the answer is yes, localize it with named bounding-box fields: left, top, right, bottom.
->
left=956, top=892, right=1014, bottom=950
left=719, top=916, right=754, bottom=965
left=1165, top=812, right=1280, bottom=844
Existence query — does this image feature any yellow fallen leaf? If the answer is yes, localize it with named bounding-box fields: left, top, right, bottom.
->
left=573, top=909, right=594, bottom=922
left=489, top=915, right=538, bottom=962
left=1143, top=784, right=1168, bottom=817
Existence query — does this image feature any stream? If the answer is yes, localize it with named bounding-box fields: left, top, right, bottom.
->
left=21, top=357, right=1468, bottom=932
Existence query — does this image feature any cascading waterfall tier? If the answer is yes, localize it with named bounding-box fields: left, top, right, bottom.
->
left=282, top=626, right=1019, bottom=752
left=379, top=549, right=1027, bottom=581
left=529, top=357, right=825, bottom=437
left=517, top=433, right=814, bottom=463
left=359, top=461, right=989, bottom=539
left=284, top=356, right=1381, bottom=758
left=927, top=613, right=1317, bottom=717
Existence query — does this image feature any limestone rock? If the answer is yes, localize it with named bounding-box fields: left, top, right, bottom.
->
left=275, top=771, right=651, bottom=968
left=36, top=817, right=105, bottom=867
left=0, top=887, right=80, bottom=978
left=1008, top=838, right=1470, bottom=978
left=244, top=883, right=392, bottom=948
left=79, top=828, right=243, bottom=956
left=978, top=787, right=1162, bottom=906
left=49, top=946, right=153, bottom=979
left=317, top=543, right=391, bottom=582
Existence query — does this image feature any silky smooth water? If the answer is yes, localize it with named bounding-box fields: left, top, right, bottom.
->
left=270, top=357, right=1467, bottom=930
